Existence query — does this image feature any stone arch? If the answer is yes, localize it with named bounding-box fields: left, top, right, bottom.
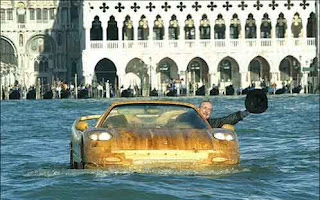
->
left=218, top=56, right=240, bottom=89
left=94, top=58, right=118, bottom=91
left=187, top=57, right=209, bottom=86
left=124, top=58, right=149, bottom=90
left=248, top=56, right=271, bottom=86
left=279, top=55, right=302, bottom=86
left=0, top=37, right=18, bottom=65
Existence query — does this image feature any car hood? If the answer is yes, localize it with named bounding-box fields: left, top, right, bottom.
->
left=104, top=128, right=214, bottom=150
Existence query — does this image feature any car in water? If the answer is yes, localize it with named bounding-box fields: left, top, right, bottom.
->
left=70, top=101, right=239, bottom=169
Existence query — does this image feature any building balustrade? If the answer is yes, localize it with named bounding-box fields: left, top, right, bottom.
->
left=89, top=38, right=316, bottom=52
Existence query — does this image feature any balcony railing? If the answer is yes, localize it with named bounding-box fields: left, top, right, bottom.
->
left=88, top=38, right=316, bottom=51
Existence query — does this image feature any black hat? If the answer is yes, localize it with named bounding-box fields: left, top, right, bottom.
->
left=245, top=89, right=268, bottom=114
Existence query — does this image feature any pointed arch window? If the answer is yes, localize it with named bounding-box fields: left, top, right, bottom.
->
left=214, top=14, right=225, bottom=39
left=39, top=61, right=44, bottom=72
left=307, top=13, right=316, bottom=38
left=261, top=13, right=271, bottom=38
left=230, top=14, right=241, bottom=39
left=245, top=14, right=256, bottom=38
left=291, top=13, right=302, bottom=38
left=200, top=14, right=210, bottom=39
left=138, top=15, right=149, bottom=40
left=90, top=16, right=103, bottom=40
left=169, top=15, right=179, bottom=40
left=123, top=15, right=134, bottom=40
left=34, top=61, right=39, bottom=72
left=44, top=60, right=49, bottom=72
left=107, top=16, right=118, bottom=40
left=276, top=13, right=287, bottom=38
left=153, top=15, right=164, bottom=40
left=185, top=15, right=195, bottom=40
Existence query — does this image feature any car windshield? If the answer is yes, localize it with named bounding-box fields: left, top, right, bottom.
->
left=100, top=103, right=209, bottom=129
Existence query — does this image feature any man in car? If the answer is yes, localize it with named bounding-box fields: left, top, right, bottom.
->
left=199, top=100, right=249, bottom=128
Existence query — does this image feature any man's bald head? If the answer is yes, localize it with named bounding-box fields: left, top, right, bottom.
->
left=199, top=100, right=212, bottom=120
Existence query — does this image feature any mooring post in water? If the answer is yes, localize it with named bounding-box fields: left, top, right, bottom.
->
left=36, top=78, right=41, bottom=99
left=75, top=74, right=78, bottom=99
left=105, top=81, right=110, bottom=98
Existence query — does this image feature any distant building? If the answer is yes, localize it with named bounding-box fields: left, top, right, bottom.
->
left=0, top=0, right=82, bottom=88
left=1, top=0, right=318, bottom=95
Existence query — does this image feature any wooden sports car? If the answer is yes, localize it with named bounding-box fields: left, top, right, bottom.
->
left=70, top=101, right=239, bottom=169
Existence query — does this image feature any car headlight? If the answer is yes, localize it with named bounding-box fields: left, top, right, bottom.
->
left=89, top=132, right=112, bottom=141
left=213, top=132, right=235, bottom=141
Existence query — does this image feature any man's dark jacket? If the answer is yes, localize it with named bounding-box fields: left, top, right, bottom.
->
left=208, top=111, right=249, bottom=128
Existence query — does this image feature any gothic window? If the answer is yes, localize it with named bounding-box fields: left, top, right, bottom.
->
left=219, top=60, right=232, bottom=81
left=29, top=8, right=35, bottom=20
left=17, top=2, right=26, bottom=23
left=123, top=15, right=134, bottom=40
left=307, top=12, right=316, bottom=38
left=43, top=8, right=48, bottom=20
left=291, top=13, right=302, bottom=38
left=276, top=13, right=287, bottom=38
left=107, top=16, right=118, bottom=40
left=169, top=15, right=179, bottom=40
left=90, top=16, right=103, bottom=40
left=34, top=61, right=39, bottom=72
left=245, top=14, right=256, bottom=38
left=49, top=8, right=55, bottom=20
left=200, top=14, right=210, bottom=39
left=185, top=14, right=195, bottom=40
left=158, top=62, right=171, bottom=83
left=214, top=14, right=225, bottom=39
left=260, top=13, right=271, bottom=38
left=36, top=8, right=42, bottom=20
left=230, top=14, right=241, bottom=39
left=44, top=60, right=49, bottom=72
left=39, top=61, right=44, bottom=72
left=138, top=15, right=149, bottom=40
left=153, top=15, right=164, bottom=40
left=7, top=9, right=13, bottom=20
left=0, top=9, right=5, bottom=21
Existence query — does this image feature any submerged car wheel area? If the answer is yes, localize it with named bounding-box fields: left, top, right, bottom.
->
left=70, top=101, right=239, bottom=169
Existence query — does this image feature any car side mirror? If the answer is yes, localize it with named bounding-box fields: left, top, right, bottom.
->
left=76, top=121, right=89, bottom=131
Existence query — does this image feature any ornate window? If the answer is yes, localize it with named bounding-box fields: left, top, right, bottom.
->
left=307, top=12, right=316, bottom=38
left=138, top=15, right=149, bottom=40
left=90, top=16, right=103, bottom=40
left=29, top=8, right=35, bottom=20
left=230, top=14, right=241, bottom=39
left=0, top=9, right=5, bottom=21
left=291, top=13, right=302, bottom=38
left=36, top=8, right=41, bottom=20
left=276, top=13, right=287, bottom=38
left=34, top=61, right=39, bottom=72
left=214, top=14, right=225, bottom=39
left=43, top=8, right=48, bottom=20
left=189, top=61, right=201, bottom=82
left=200, top=14, right=210, bottom=39
left=107, top=16, right=118, bottom=40
left=184, top=14, right=195, bottom=40
left=261, top=13, right=271, bottom=38
left=168, top=15, right=179, bottom=40
left=7, top=9, right=13, bottom=20
left=123, top=15, right=134, bottom=40
left=49, top=8, right=55, bottom=20
left=29, top=37, right=52, bottom=53
left=245, top=14, right=256, bottom=38
left=153, top=15, right=164, bottom=40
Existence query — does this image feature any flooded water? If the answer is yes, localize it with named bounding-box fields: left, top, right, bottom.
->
left=1, top=95, right=319, bottom=199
